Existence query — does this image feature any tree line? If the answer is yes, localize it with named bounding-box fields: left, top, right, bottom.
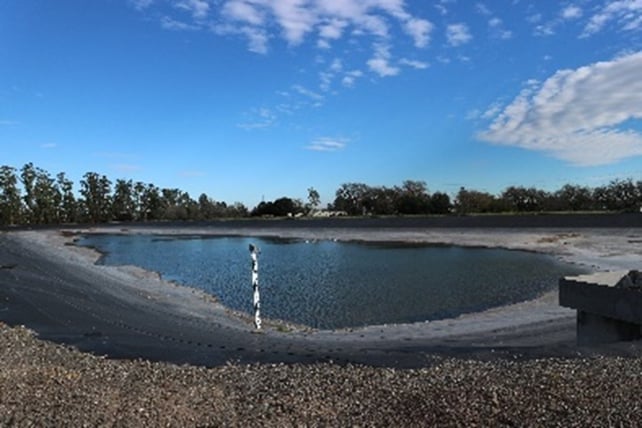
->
left=330, top=179, right=642, bottom=216
left=0, top=163, right=248, bottom=226
left=1, top=163, right=641, bottom=226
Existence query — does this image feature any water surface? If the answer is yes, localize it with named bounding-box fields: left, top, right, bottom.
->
left=78, top=235, right=586, bottom=329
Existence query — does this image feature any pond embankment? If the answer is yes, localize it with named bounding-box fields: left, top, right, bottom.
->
left=1, top=216, right=642, bottom=425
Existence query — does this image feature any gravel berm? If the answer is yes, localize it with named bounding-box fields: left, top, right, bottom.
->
left=2, top=322, right=642, bottom=426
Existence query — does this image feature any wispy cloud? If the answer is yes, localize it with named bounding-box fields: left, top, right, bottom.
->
left=238, top=107, right=277, bottom=129
left=367, top=43, right=400, bottom=77
left=292, top=84, right=324, bottom=102
left=161, top=16, right=198, bottom=31
left=342, top=69, right=363, bottom=87
left=318, top=58, right=345, bottom=91
left=400, top=58, right=429, bottom=69
left=561, top=5, right=583, bottom=20
left=111, top=164, right=142, bottom=174
left=306, top=137, right=348, bottom=152
left=488, top=17, right=512, bottom=40
left=129, top=0, right=153, bottom=11
left=477, top=51, right=642, bottom=166
left=134, top=0, right=432, bottom=82
left=40, top=143, right=57, bottom=149
left=0, top=120, right=19, bottom=126
left=582, top=0, right=642, bottom=37
left=446, top=23, right=472, bottom=46
left=176, top=0, right=210, bottom=20
left=213, top=0, right=432, bottom=53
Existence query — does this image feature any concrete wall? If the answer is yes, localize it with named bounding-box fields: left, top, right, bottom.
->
left=559, top=271, right=642, bottom=345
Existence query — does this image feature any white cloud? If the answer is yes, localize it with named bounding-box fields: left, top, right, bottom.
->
left=139, top=0, right=432, bottom=57
left=487, top=17, right=512, bottom=39
left=222, top=0, right=264, bottom=26
left=561, top=5, right=583, bottom=20
left=582, top=0, right=642, bottom=37
left=292, top=84, right=324, bottom=101
left=238, top=107, right=277, bottom=129
left=176, top=0, right=210, bottom=20
left=316, top=39, right=331, bottom=49
left=130, top=0, right=153, bottom=10
left=481, top=102, right=502, bottom=119
left=319, top=58, right=342, bottom=91
left=318, top=18, right=347, bottom=41
left=477, top=52, right=642, bottom=166
left=342, top=69, right=363, bottom=87
left=367, top=57, right=399, bottom=76
left=243, top=27, right=270, bottom=54
left=306, top=137, right=348, bottom=152
left=367, top=43, right=399, bottom=77
left=476, top=3, right=491, bottom=16
left=434, top=4, right=448, bottom=16
left=269, top=0, right=317, bottom=46
left=403, top=17, right=432, bottom=48
left=40, top=143, right=57, bottom=149
left=330, top=58, right=342, bottom=72
left=400, top=58, right=428, bottom=69
left=161, top=16, right=198, bottom=31
left=213, top=23, right=269, bottom=54
left=446, top=23, right=472, bottom=46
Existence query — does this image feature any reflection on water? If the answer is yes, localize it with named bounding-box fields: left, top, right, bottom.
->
left=78, top=234, right=587, bottom=329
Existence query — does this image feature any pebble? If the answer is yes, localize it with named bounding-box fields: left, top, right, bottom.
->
left=1, top=322, right=641, bottom=426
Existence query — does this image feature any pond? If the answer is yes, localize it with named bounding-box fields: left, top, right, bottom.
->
left=78, top=234, right=587, bottom=329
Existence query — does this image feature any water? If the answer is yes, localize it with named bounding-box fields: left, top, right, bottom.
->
left=78, top=234, right=587, bottom=329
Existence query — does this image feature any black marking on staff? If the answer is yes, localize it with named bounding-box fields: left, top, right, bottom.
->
left=249, top=243, right=261, bottom=329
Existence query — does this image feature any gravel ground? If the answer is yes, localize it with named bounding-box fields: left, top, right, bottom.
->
left=2, top=322, right=642, bottom=427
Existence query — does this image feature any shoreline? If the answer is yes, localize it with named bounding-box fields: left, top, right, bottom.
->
left=3, top=221, right=642, bottom=424
left=2, top=223, right=642, bottom=367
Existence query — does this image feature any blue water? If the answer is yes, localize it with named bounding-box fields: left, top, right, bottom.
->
left=78, top=235, right=587, bottom=329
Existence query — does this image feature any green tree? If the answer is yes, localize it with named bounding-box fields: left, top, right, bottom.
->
left=553, top=184, right=594, bottom=211
left=429, top=192, right=451, bottom=214
left=140, top=183, right=163, bottom=220
left=20, top=162, right=37, bottom=223
left=198, top=193, right=215, bottom=219
left=368, top=186, right=397, bottom=215
left=162, top=188, right=194, bottom=220
left=606, top=179, right=640, bottom=212
left=57, top=172, right=78, bottom=223
left=0, top=165, right=22, bottom=225
left=333, top=183, right=371, bottom=215
left=454, top=187, right=498, bottom=214
left=395, top=180, right=430, bottom=215
left=32, top=167, right=61, bottom=224
left=501, top=186, right=548, bottom=212
left=112, top=179, right=136, bottom=221
left=251, top=197, right=304, bottom=217
left=307, top=187, right=321, bottom=213
left=80, top=172, right=112, bottom=223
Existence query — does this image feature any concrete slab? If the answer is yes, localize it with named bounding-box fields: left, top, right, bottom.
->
left=560, top=271, right=642, bottom=345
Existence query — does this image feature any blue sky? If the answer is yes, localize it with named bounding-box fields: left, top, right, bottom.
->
left=2, top=0, right=642, bottom=207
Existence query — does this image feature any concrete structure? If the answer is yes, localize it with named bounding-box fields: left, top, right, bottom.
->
left=559, top=270, right=642, bottom=345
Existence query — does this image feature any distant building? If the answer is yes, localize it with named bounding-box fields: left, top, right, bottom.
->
left=311, top=210, right=348, bottom=218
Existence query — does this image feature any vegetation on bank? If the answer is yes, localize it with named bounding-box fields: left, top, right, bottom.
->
left=0, top=162, right=641, bottom=226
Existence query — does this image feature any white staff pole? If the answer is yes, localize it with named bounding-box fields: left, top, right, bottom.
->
left=249, top=243, right=261, bottom=329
